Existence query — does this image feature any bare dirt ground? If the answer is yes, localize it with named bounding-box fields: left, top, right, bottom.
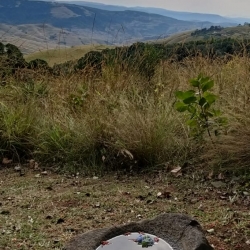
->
left=0, top=166, right=249, bottom=250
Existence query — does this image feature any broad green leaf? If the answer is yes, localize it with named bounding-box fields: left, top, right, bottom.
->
left=175, top=91, right=185, bottom=100
left=199, top=97, right=207, bottom=107
left=175, top=102, right=188, bottom=112
left=187, top=105, right=196, bottom=114
left=182, top=90, right=195, bottom=99
left=189, top=79, right=200, bottom=87
left=201, top=80, right=214, bottom=92
left=203, top=102, right=210, bottom=110
left=183, top=96, right=197, bottom=104
left=200, top=76, right=210, bottom=84
left=204, top=93, right=217, bottom=105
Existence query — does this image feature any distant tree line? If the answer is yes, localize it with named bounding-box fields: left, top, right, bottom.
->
left=72, top=38, right=250, bottom=79
left=1, top=38, right=250, bottom=80
left=191, top=26, right=223, bottom=36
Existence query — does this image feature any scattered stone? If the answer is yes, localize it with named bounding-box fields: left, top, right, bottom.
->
left=207, top=228, right=215, bottom=233
left=14, top=165, right=21, bottom=171
left=94, top=202, right=100, bottom=208
left=211, top=181, right=226, bottom=188
left=2, top=158, right=12, bottom=165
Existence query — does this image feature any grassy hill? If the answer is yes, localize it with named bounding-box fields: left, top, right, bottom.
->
left=157, top=25, right=250, bottom=44
left=25, top=44, right=113, bottom=66
left=24, top=25, right=250, bottom=66
left=0, top=23, right=113, bottom=54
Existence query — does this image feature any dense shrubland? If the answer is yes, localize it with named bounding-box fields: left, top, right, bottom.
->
left=0, top=39, right=250, bottom=174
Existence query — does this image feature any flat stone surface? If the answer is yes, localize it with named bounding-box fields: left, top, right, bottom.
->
left=95, top=232, right=173, bottom=250
left=64, top=213, right=213, bottom=250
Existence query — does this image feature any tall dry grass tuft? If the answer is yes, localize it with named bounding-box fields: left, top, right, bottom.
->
left=1, top=54, right=250, bottom=173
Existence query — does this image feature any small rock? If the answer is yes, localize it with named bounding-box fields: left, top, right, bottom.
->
left=94, top=202, right=100, bottom=208
left=136, top=214, right=142, bottom=219
left=211, top=181, right=226, bottom=188
left=14, top=165, right=21, bottom=171
left=207, top=228, right=215, bottom=233
left=2, top=158, right=12, bottom=165
left=157, top=192, right=162, bottom=198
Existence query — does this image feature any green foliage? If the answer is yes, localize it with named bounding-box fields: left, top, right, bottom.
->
left=68, top=86, right=89, bottom=110
left=75, top=51, right=103, bottom=71
left=191, top=26, right=223, bottom=36
left=0, top=42, right=27, bottom=78
left=175, top=74, right=226, bottom=140
left=28, top=59, right=49, bottom=70
left=0, top=42, right=4, bottom=55
left=20, top=80, right=49, bottom=100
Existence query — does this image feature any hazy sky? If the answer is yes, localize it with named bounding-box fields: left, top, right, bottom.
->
left=58, top=0, right=250, bottom=17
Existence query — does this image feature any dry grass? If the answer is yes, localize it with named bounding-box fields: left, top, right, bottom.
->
left=1, top=55, right=250, bottom=172
left=1, top=51, right=250, bottom=249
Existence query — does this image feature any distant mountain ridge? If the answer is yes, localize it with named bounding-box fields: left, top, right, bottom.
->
left=56, top=1, right=240, bottom=25
left=0, top=0, right=222, bottom=53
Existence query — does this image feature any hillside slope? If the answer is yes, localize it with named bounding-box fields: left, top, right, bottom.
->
left=156, top=25, right=250, bottom=44
left=0, top=0, right=214, bottom=53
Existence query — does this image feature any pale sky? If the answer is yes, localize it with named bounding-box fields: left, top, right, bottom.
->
left=58, top=0, right=250, bottom=17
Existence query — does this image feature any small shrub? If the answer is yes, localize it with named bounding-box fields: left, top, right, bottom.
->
left=174, top=74, right=227, bottom=141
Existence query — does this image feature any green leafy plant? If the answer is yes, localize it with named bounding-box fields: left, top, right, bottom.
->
left=174, top=74, right=226, bottom=141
